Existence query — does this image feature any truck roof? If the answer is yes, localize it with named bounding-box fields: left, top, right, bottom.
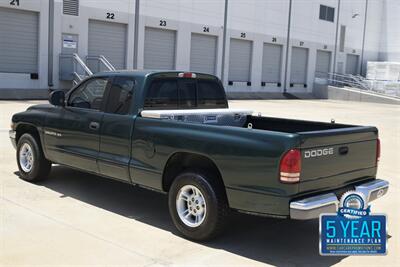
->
left=92, top=70, right=218, bottom=79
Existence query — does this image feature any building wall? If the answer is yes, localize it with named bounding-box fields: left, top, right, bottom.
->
left=0, top=0, right=398, bottom=97
left=0, top=0, right=49, bottom=91
left=379, top=0, right=400, bottom=61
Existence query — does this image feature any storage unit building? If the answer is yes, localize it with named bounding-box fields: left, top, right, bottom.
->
left=315, top=50, right=331, bottom=78
left=190, top=33, right=218, bottom=75
left=290, top=47, right=309, bottom=86
left=144, top=27, right=176, bottom=70
left=0, top=7, right=39, bottom=74
left=87, top=20, right=127, bottom=72
left=345, top=54, right=359, bottom=75
left=261, top=43, right=283, bottom=85
left=228, top=38, right=252, bottom=82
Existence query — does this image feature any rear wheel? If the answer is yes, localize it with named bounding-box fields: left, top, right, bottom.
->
left=168, top=172, right=229, bottom=241
left=17, top=133, right=51, bottom=182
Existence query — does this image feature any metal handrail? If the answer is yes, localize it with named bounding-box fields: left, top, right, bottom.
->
left=99, top=55, right=116, bottom=71
left=72, top=72, right=83, bottom=82
left=326, top=72, right=370, bottom=91
left=86, top=55, right=116, bottom=72
left=318, top=71, right=400, bottom=98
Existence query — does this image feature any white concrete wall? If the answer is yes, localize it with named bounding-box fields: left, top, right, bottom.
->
left=138, top=0, right=225, bottom=75
left=224, top=0, right=289, bottom=93
left=379, top=0, right=400, bottom=62
left=0, top=0, right=398, bottom=96
left=53, top=0, right=136, bottom=89
left=361, top=0, right=384, bottom=75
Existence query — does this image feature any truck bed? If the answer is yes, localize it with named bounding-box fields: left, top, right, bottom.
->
left=140, top=109, right=379, bottom=196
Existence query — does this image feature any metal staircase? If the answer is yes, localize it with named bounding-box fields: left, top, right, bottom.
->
left=86, top=55, right=116, bottom=72
left=59, top=53, right=115, bottom=85
left=72, top=53, right=93, bottom=85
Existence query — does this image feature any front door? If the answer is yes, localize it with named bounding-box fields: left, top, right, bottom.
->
left=44, top=77, right=109, bottom=173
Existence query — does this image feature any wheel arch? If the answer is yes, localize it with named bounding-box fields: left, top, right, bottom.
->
left=162, top=152, right=226, bottom=194
left=16, top=123, right=42, bottom=148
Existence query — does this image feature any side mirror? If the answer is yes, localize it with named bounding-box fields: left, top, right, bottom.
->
left=49, top=90, right=65, bottom=107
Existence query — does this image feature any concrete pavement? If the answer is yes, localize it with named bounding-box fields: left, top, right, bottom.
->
left=0, top=100, right=399, bottom=266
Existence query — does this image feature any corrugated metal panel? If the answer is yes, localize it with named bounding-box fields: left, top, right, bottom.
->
left=228, top=38, right=252, bottom=82
left=315, top=50, right=331, bottom=78
left=88, top=20, right=127, bottom=71
left=144, top=27, right=176, bottom=70
left=346, top=54, right=359, bottom=75
left=0, top=8, right=38, bottom=73
left=290, top=47, right=309, bottom=84
left=261, top=43, right=282, bottom=83
left=190, top=33, right=217, bottom=74
left=63, top=0, right=79, bottom=16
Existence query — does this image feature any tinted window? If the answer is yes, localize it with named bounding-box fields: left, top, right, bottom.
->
left=178, top=79, right=197, bottom=108
left=68, top=78, right=108, bottom=110
left=144, top=79, right=178, bottom=109
left=197, top=80, right=228, bottom=108
left=106, top=77, right=135, bottom=115
left=319, top=5, right=335, bottom=22
left=327, top=6, right=335, bottom=22
left=319, top=5, right=326, bottom=20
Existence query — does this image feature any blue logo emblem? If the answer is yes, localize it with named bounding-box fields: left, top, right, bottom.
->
left=338, top=191, right=370, bottom=218
left=320, top=191, right=387, bottom=255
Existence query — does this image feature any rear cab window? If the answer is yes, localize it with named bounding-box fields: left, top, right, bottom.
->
left=144, top=73, right=227, bottom=110
left=105, top=76, right=135, bottom=115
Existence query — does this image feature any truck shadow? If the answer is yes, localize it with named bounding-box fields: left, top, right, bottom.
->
left=16, top=166, right=346, bottom=266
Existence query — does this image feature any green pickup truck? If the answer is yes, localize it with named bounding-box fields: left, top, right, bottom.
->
left=10, top=71, right=389, bottom=240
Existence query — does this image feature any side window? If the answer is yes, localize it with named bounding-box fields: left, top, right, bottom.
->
left=69, top=78, right=108, bottom=110
left=106, top=77, right=135, bottom=115
left=144, top=79, right=178, bottom=109
left=197, top=80, right=228, bottom=108
left=178, top=79, right=197, bottom=108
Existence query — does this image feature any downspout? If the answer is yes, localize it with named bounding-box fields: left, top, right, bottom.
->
left=133, top=0, right=140, bottom=69
left=48, top=0, right=54, bottom=87
left=221, top=0, right=229, bottom=83
left=360, top=0, right=369, bottom=76
left=283, top=0, right=292, bottom=93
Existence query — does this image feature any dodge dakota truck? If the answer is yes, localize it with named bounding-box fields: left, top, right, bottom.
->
left=10, top=71, right=389, bottom=240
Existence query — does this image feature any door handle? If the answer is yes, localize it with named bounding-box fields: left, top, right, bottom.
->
left=89, top=121, right=100, bottom=130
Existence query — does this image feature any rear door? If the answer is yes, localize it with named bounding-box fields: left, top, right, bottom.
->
left=298, top=129, right=378, bottom=192
left=87, top=19, right=127, bottom=72
left=98, top=76, right=136, bottom=182
left=190, top=33, right=218, bottom=74
left=0, top=8, right=39, bottom=74
left=290, top=47, right=309, bottom=86
left=45, top=77, right=110, bottom=173
left=315, top=50, right=331, bottom=79
left=144, top=27, right=176, bottom=70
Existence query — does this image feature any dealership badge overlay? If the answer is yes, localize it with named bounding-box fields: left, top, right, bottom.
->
left=320, top=191, right=387, bottom=255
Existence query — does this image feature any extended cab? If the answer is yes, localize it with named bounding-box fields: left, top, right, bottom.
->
left=10, top=71, right=389, bottom=240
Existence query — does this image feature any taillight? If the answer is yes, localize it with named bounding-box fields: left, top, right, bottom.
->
left=178, top=72, right=197, bottom=78
left=376, top=138, right=381, bottom=165
left=280, top=149, right=301, bottom=183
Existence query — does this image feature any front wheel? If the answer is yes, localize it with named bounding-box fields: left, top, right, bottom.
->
left=168, top=172, right=229, bottom=241
left=17, top=133, right=51, bottom=182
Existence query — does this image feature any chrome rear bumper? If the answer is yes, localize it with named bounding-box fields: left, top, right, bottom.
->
left=290, top=179, right=389, bottom=220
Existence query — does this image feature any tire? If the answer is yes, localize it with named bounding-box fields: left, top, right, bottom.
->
left=16, top=133, right=51, bottom=182
left=168, top=171, right=229, bottom=241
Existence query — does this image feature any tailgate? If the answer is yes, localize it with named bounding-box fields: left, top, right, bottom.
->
left=298, top=127, right=378, bottom=192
